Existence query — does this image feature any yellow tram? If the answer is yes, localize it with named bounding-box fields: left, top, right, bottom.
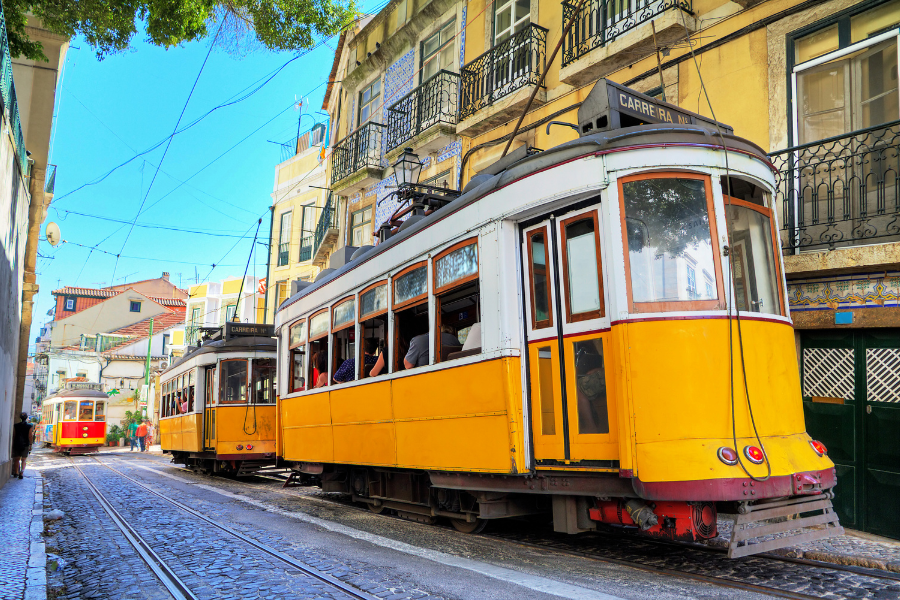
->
left=159, top=323, right=278, bottom=475
left=273, top=80, right=841, bottom=557
left=39, top=381, right=108, bottom=454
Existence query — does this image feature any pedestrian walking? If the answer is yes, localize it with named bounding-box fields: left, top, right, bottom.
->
left=136, top=419, right=148, bottom=452
left=11, top=413, right=35, bottom=479
left=127, top=419, right=138, bottom=451
left=146, top=420, right=155, bottom=449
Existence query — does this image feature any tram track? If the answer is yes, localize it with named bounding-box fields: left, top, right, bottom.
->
left=67, top=455, right=380, bottom=600
left=117, top=454, right=900, bottom=600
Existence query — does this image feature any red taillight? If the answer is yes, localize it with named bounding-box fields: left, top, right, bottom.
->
left=810, top=440, right=827, bottom=456
left=717, top=447, right=738, bottom=465
left=246, top=444, right=253, bottom=450
left=744, top=445, right=765, bottom=464
left=236, top=444, right=243, bottom=450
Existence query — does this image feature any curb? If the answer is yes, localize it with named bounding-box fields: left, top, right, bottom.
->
left=24, top=471, right=46, bottom=600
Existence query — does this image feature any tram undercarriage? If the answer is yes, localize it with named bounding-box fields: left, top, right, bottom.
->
left=170, top=451, right=280, bottom=477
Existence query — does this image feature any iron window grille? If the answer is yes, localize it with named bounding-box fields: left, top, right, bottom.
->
left=561, top=0, right=693, bottom=67
left=460, top=23, right=548, bottom=121
left=386, top=70, right=460, bottom=151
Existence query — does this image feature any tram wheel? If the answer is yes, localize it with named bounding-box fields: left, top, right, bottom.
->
left=450, top=518, right=487, bottom=534
left=368, top=503, right=385, bottom=514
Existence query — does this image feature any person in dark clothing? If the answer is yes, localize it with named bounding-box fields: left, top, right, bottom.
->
left=12, top=413, right=35, bottom=479
left=333, top=338, right=379, bottom=383
left=404, top=325, right=458, bottom=369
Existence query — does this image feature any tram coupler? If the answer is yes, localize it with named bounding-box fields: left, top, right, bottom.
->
left=589, top=499, right=718, bottom=541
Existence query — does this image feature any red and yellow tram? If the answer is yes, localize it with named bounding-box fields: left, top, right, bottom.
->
left=39, top=382, right=108, bottom=455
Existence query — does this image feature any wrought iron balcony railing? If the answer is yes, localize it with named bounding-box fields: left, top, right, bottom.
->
left=0, top=4, right=27, bottom=171
left=299, top=233, right=314, bottom=262
left=386, top=70, right=460, bottom=151
left=313, top=194, right=337, bottom=254
left=562, top=0, right=692, bottom=67
left=277, top=242, right=290, bottom=267
left=460, top=24, right=548, bottom=121
left=332, top=122, right=386, bottom=183
left=771, top=120, right=900, bottom=253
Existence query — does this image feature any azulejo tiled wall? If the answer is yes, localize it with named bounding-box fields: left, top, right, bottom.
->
left=384, top=50, right=416, bottom=118
left=788, top=272, right=900, bottom=311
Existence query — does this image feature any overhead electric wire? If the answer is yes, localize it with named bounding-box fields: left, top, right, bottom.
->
left=52, top=208, right=255, bottom=237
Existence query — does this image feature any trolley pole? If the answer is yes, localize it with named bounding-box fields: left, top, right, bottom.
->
left=141, top=319, right=154, bottom=417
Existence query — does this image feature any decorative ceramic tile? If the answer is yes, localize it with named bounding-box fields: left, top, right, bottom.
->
left=350, top=192, right=362, bottom=204
left=384, top=50, right=416, bottom=116
left=437, top=140, right=461, bottom=164
left=373, top=174, right=400, bottom=236
left=421, top=156, right=432, bottom=169
left=460, top=4, right=467, bottom=69
left=787, top=271, right=900, bottom=311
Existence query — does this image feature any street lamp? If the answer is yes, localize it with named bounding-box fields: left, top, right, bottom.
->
left=393, top=148, right=422, bottom=187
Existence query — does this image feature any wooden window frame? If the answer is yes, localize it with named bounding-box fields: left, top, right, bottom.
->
left=289, top=319, right=306, bottom=350
left=359, top=280, right=389, bottom=320
left=308, top=309, right=330, bottom=341
left=558, top=212, right=605, bottom=323
left=331, top=295, right=357, bottom=333
left=392, top=261, right=429, bottom=311
left=723, top=195, right=787, bottom=317
left=618, top=171, right=726, bottom=314
left=433, top=237, right=479, bottom=295
left=526, top=226, right=553, bottom=330
left=218, top=358, right=249, bottom=405
left=393, top=297, right=428, bottom=371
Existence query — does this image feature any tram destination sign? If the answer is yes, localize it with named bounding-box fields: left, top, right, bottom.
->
left=225, top=322, right=275, bottom=339
left=577, top=79, right=733, bottom=135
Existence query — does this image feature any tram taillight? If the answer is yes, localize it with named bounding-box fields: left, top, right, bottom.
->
left=810, top=440, right=827, bottom=456
left=236, top=444, right=243, bottom=450
left=716, top=447, right=738, bottom=466
left=246, top=444, right=253, bottom=450
left=743, top=446, right=765, bottom=464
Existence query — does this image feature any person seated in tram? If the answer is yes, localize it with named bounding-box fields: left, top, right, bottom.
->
left=180, top=395, right=189, bottom=414
left=172, top=393, right=180, bottom=416
left=403, top=325, right=458, bottom=369
left=333, top=339, right=380, bottom=384
left=313, top=352, right=329, bottom=388
left=370, top=339, right=386, bottom=377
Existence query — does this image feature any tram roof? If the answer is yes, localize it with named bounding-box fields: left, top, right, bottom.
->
left=278, top=123, right=769, bottom=315
left=44, top=388, right=110, bottom=401
left=164, top=336, right=277, bottom=374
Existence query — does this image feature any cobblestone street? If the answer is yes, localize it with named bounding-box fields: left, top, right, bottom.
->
left=8, top=448, right=892, bottom=600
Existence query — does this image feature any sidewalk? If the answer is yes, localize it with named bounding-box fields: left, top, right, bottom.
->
left=0, top=469, right=46, bottom=600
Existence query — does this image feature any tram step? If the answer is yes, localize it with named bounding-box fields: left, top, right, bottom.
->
left=727, top=495, right=843, bottom=558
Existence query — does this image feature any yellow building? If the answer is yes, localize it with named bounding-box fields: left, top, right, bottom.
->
left=313, top=0, right=900, bottom=539
left=176, top=275, right=265, bottom=353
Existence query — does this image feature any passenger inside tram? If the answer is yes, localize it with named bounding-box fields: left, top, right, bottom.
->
left=64, top=401, right=76, bottom=420
left=435, top=281, right=481, bottom=361
left=359, top=316, right=387, bottom=378
left=313, top=351, right=328, bottom=388
left=78, top=401, right=94, bottom=421
left=331, top=327, right=354, bottom=384
left=308, top=340, right=328, bottom=387
left=395, top=303, right=430, bottom=370
left=333, top=338, right=379, bottom=383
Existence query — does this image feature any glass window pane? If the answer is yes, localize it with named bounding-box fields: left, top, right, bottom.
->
left=573, top=339, right=609, bottom=434
left=253, top=359, right=277, bottom=404
left=395, top=266, right=427, bottom=304
left=530, top=232, right=551, bottom=325
left=361, top=284, right=388, bottom=317
left=436, top=244, right=478, bottom=289
left=564, top=219, right=601, bottom=316
left=290, top=321, right=306, bottom=347
left=538, top=347, right=555, bottom=434
left=851, top=1, right=900, bottom=43
left=727, top=205, right=781, bottom=315
left=858, top=41, right=899, bottom=128
left=424, top=32, right=440, bottom=57
left=79, top=401, right=94, bottom=421
left=292, top=350, right=306, bottom=392
left=795, top=24, right=839, bottom=64
left=623, top=178, right=717, bottom=304
left=220, top=360, right=248, bottom=404
left=94, top=402, right=106, bottom=421
left=514, top=0, right=529, bottom=22
left=334, top=300, right=356, bottom=328
left=64, top=401, right=76, bottom=420
left=310, top=312, right=329, bottom=338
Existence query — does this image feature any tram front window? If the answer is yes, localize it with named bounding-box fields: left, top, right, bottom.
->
left=94, top=402, right=106, bottom=421
left=623, top=176, right=718, bottom=307
left=219, top=359, right=248, bottom=404
left=253, top=359, right=277, bottom=403
left=78, top=401, right=93, bottom=421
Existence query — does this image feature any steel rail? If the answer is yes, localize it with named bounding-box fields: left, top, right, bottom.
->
left=89, top=457, right=379, bottom=600
left=67, top=457, right=200, bottom=600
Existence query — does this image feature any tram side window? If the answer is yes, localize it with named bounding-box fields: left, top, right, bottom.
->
left=622, top=175, right=719, bottom=309
left=219, top=359, right=248, bottom=404
left=434, top=241, right=481, bottom=362
left=289, top=320, right=307, bottom=393
left=393, top=264, right=429, bottom=371
left=359, top=282, right=388, bottom=379
left=560, top=214, right=604, bottom=322
left=94, top=402, right=106, bottom=421
left=253, top=359, right=277, bottom=403
left=308, top=310, right=330, bottom=389
left=206, top=368, right=216, bottom=406
left=188, top=370, right=196, bottom=412
left=331, top=298, right=356, bottom=384
left=527, top=228, right=553, bottom=329
left=573, top=339, right=609, bottom=435
left=78, top=401, right=94, bottom=421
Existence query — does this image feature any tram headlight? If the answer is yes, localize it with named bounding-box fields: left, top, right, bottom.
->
left=717, top=447, right=738, bottom=466
left=236, top=444, right=243, bottom=450
left=810, top=440, right=827, bottom=456
left=743, top=446, right=765, bottom=464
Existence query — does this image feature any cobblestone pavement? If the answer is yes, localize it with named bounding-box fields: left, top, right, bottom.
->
left=0, top=472, right=38, bottom=600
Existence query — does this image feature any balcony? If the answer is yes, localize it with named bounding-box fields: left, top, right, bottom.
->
left=559, top=0, right=695, bottom=87
left=771, top=121, right=900, bottom=255
left=277, top=242, right=290, bottom=267
left=331, top=122, right=386, bottom=194
left=386, top=70, right=460, bottom=160
left=458, top=24, right=548, bottom=137
left=299, top=232, right=314, bottom=263
left=312, top=195, right=339, bottom=267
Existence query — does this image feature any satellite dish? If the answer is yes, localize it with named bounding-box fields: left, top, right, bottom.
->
left=46, top=222, right=61, bottom=246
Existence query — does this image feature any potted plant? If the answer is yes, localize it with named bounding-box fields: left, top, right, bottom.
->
left=106, top=425, right=123, bottom=447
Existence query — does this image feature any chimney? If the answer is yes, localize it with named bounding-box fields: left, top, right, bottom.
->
left=162, top=272, right=170, bottom=281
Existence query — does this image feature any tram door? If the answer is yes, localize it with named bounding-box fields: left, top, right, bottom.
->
left=203, top=367, right=216, bottom=451
left=521, top=204, right=618, bottom=466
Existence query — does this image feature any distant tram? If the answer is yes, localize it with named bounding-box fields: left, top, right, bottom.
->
left=39, top=382, right=108, bottom=455
left=272, top=80, right=841, bottom=557
left=159, top=323, right=278, bottom=476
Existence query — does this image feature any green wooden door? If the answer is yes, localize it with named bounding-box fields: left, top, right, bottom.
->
left=801, top=329, right=900, bottom=539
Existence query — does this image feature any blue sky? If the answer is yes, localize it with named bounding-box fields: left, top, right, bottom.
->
left=31, top=19, right=354, bottom=346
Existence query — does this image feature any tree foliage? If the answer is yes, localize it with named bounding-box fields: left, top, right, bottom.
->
left=3, top=0, right=357, bottom=61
